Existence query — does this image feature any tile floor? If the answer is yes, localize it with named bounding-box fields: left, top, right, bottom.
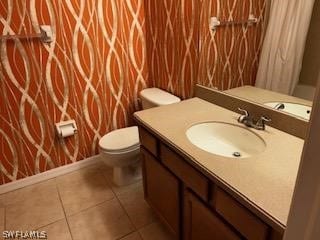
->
left=0, top=164, right=175, bottom=240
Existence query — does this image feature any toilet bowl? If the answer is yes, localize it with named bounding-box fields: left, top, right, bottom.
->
left=99, top=88, right=180, bottom=186
left=99, top=126, right=141, bottom=186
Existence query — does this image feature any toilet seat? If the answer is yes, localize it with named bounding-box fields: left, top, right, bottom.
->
left=100, top=144, right=140, bottom=154
left=99, top=126, right=140, bottom=153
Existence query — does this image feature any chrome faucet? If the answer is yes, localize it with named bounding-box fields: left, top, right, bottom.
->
left=237, top=108, right=271, bottom=130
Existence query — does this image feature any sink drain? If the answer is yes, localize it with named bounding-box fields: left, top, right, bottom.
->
left=233, top=152, right=242, bottom=158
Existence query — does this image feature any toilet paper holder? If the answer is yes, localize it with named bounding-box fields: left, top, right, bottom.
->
left=55, top=120, right=78, bottom=138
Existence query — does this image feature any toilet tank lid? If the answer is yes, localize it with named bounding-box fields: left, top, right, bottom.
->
left=99, top=126, right=139, bottom=152
left=140, top=88, right=181, bottom=106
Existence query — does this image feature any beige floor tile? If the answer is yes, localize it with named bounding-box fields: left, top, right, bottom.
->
left=120, top=232, right=142, bottom=240
left=111, top=180, right=143, bottom=197
left=56, top=166, right=115, bottom=216
left=38, top=219, right=72, bottom=240
left=4, top=180, right=65, bottom=230
left=117, top=182, right=156, bottom=229
left=139, top=222, right=175, bottom=240
left=68, top=199, right=135, bottom=240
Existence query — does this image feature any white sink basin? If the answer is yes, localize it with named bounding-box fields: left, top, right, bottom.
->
left=186, top=122, right=266, bottom=158
left=264, top=102, right=311, bottom=120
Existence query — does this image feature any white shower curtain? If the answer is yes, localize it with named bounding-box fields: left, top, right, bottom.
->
left=255, top=0, right=315, bottom=95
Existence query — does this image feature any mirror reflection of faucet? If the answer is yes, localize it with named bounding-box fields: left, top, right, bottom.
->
left=274, top=103, right=285, bottom=110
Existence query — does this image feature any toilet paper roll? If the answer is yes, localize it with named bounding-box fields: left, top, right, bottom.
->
left=59, top=124, right=76, bottom=138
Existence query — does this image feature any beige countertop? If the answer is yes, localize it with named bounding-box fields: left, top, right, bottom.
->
left=134, top=98, right=304, bottom=228
left=225, top=86, right=312, bottom=106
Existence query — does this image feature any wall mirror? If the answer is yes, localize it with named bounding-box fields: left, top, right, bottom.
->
left=198, top=1, right=319, bottom=122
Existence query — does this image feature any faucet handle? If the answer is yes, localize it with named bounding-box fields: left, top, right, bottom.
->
left=238, top=108, right=249, bottom=116
left=260, top=116, right=272, bottom=123
left=257, top=116, right=272, bottom=130
left=237, top=108, right=250, bottom=123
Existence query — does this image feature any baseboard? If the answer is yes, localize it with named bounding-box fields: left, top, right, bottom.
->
left=0, top=155, right=102, bottom=195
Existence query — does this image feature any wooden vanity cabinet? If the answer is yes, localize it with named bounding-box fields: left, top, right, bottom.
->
left=211, top=188, right=269, bottom=240
left=160, top=143, right=209, bottom=202
left=138, top=126, right=284, bottom=240
left=140, top=147, right=180, bottom=238
left=184, top=190, right=241, bottom=240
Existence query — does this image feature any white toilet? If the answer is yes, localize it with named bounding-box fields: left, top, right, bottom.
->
left=99, top=88, right=181, bottom=186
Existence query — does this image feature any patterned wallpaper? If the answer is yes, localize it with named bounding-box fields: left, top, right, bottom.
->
left=144, top=0, right=200, bottom=99
left=198, top=0, right=268, bottom=91
left=0, top=0, right=147, bottom=184
left=144, top=0, right=268, bottom=98
left=0, top=0, right=268, bottom=185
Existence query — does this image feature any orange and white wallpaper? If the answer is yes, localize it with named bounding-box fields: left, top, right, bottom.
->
left=144, top=0, right=201, bottom=99
left=0, top=0, right=268, bottom=185
left=0, top=0, right=147, bottom=184
left=145, top=0, right=268, bottom=98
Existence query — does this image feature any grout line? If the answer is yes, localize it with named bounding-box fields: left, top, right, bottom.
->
left=3, top=180, right=65, bottom=232
left=99, top=166, right=158, bottom=233
left=65, top=197, right=116, bottom=218
left=56, top=192, right=136, bottom=240
left=3, top=165, right=152, bottom=239
left=136, top=221, right=159, bottom=240
left=58, top=168, right=117, bottom=219
left=137, top=231, right=144, bottom=240
left=112, top=193, right=137, bottom=229
left=54, top=178, right=74, bottom=240
left=115, top=230, right=138, bottom=240
left=99, top=167, right=139, bottom=231
left=138, top=221, right=156, bottom=231
left=35, top=218, right=64, bottom=231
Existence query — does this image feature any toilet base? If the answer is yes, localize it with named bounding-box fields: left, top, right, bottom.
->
left=113, top=161, right=142, bottom=186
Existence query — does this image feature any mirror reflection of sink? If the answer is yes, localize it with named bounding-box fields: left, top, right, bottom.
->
left=264, top=102, right=311, bottom=120
left=186, top=122, right=266, bottom=158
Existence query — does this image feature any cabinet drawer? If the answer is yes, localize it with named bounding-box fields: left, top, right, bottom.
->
left=160, top=143, right=209, bottom=201
left=139, top=127, right=158, bottom=156
left=213, top=188, right=269, bottom=240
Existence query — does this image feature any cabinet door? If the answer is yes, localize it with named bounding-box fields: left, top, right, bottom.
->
left=141, top=147, right=180, bottom=237
left=184, top=190, right=241, bottom=240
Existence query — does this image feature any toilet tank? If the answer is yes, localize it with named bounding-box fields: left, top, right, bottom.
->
left=139, top=88, right=181, bottom=109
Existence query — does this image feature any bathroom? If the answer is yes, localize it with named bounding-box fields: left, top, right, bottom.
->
left=0, top=0, right=319, bottom=239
